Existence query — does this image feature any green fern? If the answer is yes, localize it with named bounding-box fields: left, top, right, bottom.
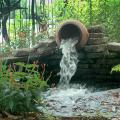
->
left=111, top=64, right=120, bottom=73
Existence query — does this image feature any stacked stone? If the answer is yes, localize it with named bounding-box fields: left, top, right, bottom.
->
left=74, top=26, right=106, bottom=80
left=72, top=25, right=120, bottom=88
left=105, top=42, right=120, bottom=82
left=5, top=25, right=120, bottom=88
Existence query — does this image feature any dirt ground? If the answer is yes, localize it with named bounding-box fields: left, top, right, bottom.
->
left=0, top=112, right=115, bottom=120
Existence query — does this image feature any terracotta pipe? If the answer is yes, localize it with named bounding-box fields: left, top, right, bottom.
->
left=55, top=20, right=89, bottom=48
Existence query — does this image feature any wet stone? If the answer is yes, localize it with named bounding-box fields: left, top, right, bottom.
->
left=14, top=48, right=33, bottom=57
left=87, top=38, right=107, bottom=45
left=38, top=88, right=120, bottom=119
left=77, top=64, right=89, bottom=69
left=84, top=44, right=106, bottom=53
left=89, top=33, right=104, bottom=38
left=78, top=53, right=85, bottom=59
left=78, top=59, right=95, bottom=64
left=107, top=42, right=120, bottom=53
left=86, top=52, right=105, bottom=58
left=88, top=25, right=104, bottom=33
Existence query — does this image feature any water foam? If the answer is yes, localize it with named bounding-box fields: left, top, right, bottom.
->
left=38, top=38, right=90, bottom=116
left=38, top=86, right=89, bottom=117
left=59, top=38, right=79, bottom=88
left=37, top=38, right=120, bottom=118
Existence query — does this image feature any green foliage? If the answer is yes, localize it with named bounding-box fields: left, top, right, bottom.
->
left=0, top=0, right=19, bottom=8
left=111, top=64, right=120, bottom=73
left=49, top=0, right=86, bottom=23
left=7, top=11, right=32, bottom=48
left=1, top=0, right=120, bottom=46
left=50, top=0, right=120, bottom=41
left=0, top=43, right=12, bottom=56
left=96, top=0, right=120, bottom=41
left=0, top=61, right=49, bottom=113
left=8, top=9, right=48, bottom=49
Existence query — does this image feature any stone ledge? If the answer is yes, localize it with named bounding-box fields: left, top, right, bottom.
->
left=34, top=40, right=56, bottom=51
left=107, top=42, right=120, bottom=53
left=89, top=33, right=104, bottom=38
left=79, top=59, right=95, bottom=64
left=88, top=25, right=104, bottom=33
left=105, top=52, right=120, bottom=58
left=78, top=53, right=86, bottom=59
left=77, top=64, right=89, bottom=68
left=14, top=40, right=57, bottom=57
left=87, top=37, right=107, bottom=45
left=14, top=48, right=33, bottom=57
left=81, top=74, right=112, bottom=80
left=86, top=52, right=105, bottom=58
left=84, top=44, right=107, bottom=53
left=75, top=68, right=92, bottom=75
left=96, top=59, right=120, bottom=65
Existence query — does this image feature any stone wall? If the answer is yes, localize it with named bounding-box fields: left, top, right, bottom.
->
left=5, top=26, right=120, bottom=89
left=71, top=26, right=120, bottom=89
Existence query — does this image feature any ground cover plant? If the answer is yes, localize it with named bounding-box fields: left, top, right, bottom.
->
left=0, top=60, right=49, bottom=114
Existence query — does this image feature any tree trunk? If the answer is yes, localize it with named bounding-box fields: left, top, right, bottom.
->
left=0, top=0, right=23, bottom=43
left=31, top=0, right=35, bottom=45
left=2, top=15, right=10, bottom=43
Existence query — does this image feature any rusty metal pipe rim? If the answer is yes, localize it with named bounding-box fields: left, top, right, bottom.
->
left=55, top=20, right=89, bottom=48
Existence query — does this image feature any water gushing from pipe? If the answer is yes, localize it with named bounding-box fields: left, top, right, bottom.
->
left=37, top=38, right=91, bottom=117
left=59, top=38, right=79, bottom=88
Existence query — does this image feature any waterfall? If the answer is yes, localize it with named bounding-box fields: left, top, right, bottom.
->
left=59, top=38, right=79, bottom=88
left=38, top=38, right=90, bottom=116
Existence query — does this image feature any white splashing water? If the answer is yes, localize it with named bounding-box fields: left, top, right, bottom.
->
left=37, top=37, right=120, bottom=118
left=38, top=86, right=89, bottom=117
left=58, top=38, right=79, bottom=88
left=38, top=38, right=90, bottom=117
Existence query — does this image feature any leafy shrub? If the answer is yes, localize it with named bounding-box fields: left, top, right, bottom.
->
left=111, top=64, right=120, bottom=73
left=49, top=0, right=120, bottom=41
left=0, top=61, right=49, bottom=114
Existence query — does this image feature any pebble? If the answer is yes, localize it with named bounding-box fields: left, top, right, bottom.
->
left=38, top=88, right=120, bottom=119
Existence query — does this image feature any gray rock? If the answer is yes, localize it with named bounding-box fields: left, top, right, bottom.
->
left=89, top=33, right=104, bottom=38
left=107, top=42, right=120, bottom=53
left=105, top=51, right=120, bottom=59
left=78, top=53, right=85, bottom=59
left=86, top=52, right=105, bottom=58
left=14, top=48, right=33, bottom=57
left=78, top=64, right=89, bottom=69
left=88, top=25, right=105, bottom=33
left=14, top=40, right=57, bottom=57
left=33, top=40, right=56, bottom=50
left=84, top=44, right=107, bottom=53
left=87, top=37, right=107, bottom=45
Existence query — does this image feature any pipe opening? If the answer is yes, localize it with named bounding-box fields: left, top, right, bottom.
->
left=56, top=20, right=89, bottom=48
left=59, top=24, right=81, bottom=40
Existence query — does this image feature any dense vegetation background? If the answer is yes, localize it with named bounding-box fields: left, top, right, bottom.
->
left=0, top=0, right=120, bottom=49
left=51, top=0, right=120, bottom=42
